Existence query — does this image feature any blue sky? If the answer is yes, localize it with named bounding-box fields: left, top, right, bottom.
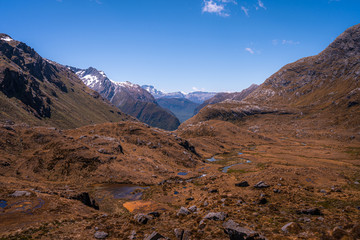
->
left=0, top=0, right=359, bottom=93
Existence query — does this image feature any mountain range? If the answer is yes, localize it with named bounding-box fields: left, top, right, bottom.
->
left=68, top=66, right=180, bottom=131
left=142, top=85, right=218, bottom=122
left=142, top=85, right=217, bottom=104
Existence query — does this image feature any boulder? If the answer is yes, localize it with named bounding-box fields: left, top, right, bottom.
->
left=134, top=214, right=152, bottom=224
left=144, top=231, right=167, bottom=240
left=94, top=231, right=108, bottom=239
left=174, top=229, right=190, bottom=240
left=177, top=207, right=191, bottom=216
left=223, top=220, right=266, bottom=240
left=188, top=205, right=197, bottom=212
left=254, top=181, right=270, bottom=189
left=10, top=191, right=31, bottom=197
left=235, top=181, right=250, bottom=187
left=203, top=212, right=228, bottom=221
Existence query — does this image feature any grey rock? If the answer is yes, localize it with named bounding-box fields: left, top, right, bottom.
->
left=223, top=220, right=266, bottom=240
left=273, top=189, right=281, bottom=193
left=254, top=181, right=270, bottom=189
left=188, top=205, right=197, bottom=212
left=203, top=201, right=209, bottom=207
left=10, top=191, right=31, bottom=197
left=134, top=213, right=152, bottom=224
left=94, top=231, right=108, bottom=239
left=203, top=212, right=228, bottom=221
left=98, top=148, right=110, bottom=154
left=143, top=231, right=167, bottom=240
left=174, top=229, right=184, bottom=239
left=174, top=228, right=190, bottom=240
left=177, top=207, right=191, bottom=216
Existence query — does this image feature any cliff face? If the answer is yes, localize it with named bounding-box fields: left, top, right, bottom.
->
left=0, top=34, right=132, bottom=128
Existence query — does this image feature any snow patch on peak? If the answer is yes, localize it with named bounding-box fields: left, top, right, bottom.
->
left=76, top=70, right=85, bottom=76
left=1, top=36, right=13, bottom=42
left=99, top=71, right=107, bottom=78
left=83, top=74, right=100, bottom=87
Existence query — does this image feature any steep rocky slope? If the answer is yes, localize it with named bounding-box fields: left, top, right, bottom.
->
left=157, top=97, right=199, bottom=122
left=70, top=67, right=180, bottom=131
left=194, top=84, right=259, bottom=114
left=0, top=34, right=132, bottom=129
left=185, top=24, right=360, bottom=129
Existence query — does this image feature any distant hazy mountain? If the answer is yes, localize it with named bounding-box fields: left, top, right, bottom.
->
left=157, top=98, right=200, bottom=123
left=69, top=67, right=180, bottom=130
left=142, top=85, right=217, bottom=103
left=0, top=33, right=132, bottom=129
left=194, top=84, right=259, bottom=114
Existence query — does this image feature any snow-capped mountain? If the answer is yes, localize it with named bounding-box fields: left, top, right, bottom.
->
left=70, top=67, right=155, bottom=103
left=141, top=85, right=217, bottom=104
left=68, top=67, right=180, bottom=130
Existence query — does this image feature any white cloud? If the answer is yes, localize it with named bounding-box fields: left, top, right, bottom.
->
left=258, top=0, right=266, bottom=9
left=203, top=0, right=223, bottom=13
left=202, top=0, right=240, bottom=17
left=282, top=40, right=300, bottom=45
left=241, top=6, right=249, bottom=16
left=220, top=0, right=237, bottom=3
left=245, top=48, right=254, bottom=54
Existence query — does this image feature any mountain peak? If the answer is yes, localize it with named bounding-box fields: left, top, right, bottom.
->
left=328, top=24, right=360, bottom=51
left=0, top=33, right=14, bottom=42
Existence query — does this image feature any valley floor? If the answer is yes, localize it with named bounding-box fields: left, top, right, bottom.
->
left=0, top=116, right=360, bottom=239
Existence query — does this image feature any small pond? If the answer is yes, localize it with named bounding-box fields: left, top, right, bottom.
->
left=206, top=157, right=218, bottom=162
left=92, top=184, right=149, bottom=201
left=222, top=160, right=252, bottom=173
left=177, top=172, right=188, bottom=176
left=0, top=200, right=7, bottom=208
